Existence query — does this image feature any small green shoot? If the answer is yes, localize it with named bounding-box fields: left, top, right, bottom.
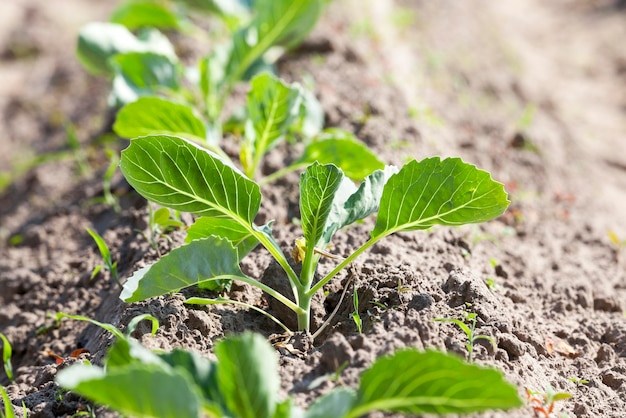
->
left=0, top=334, right=13, bottom=382
left=138, top=204, right=184, bottom=254
left=435, top=305, right=496, bottom=362
left=485, top=277, right=498, bottom=291
left=85, top=227, right=119, bottom=286
left=526, top=386, right=571, bottom=418
left=567, top=376, right=589, bottom=388
left=0, top=386, right=17, bottom=418
left=102, top=149, right=121, bottom=213
left=351, top=287, right=362, bottom=334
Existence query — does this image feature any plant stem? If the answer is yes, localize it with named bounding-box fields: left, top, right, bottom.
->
left=296, top=290, right=312, bottom=331
left=258, top=162, right=306, bottom=186
left=308, top=233, right=388, bottom=297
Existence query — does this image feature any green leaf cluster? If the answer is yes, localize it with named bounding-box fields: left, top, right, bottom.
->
left=119, top=135, right=509, bottom=332
left=77, top=1, right=383, bottom=182
left=57, top=331, right=522, bottom=418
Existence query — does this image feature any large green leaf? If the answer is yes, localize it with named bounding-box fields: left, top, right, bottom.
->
left=158, top=349, right=221, bottom=407
left=110, top=1, right=182, bottom=30
left=347, top=350, right=522, bottom=417
left=242, top=73, right=302, bottom=177
left=215, top=333, right=280, bottom=418
left=56, top=363, right=202, bottom=418
left=120, top=236, right=246, bottom=302
left=120, top=135, right=260, bottom=223
left=114, top=97, right=206, bottom=143
left=76, top=23, right=176, bottom=76
left=111, top=52, right=180, bottom=104
left=372, top=157, right=510, bottom=238
left=297, top=129, right=386, bottom=181
left=300, top=163, right=344, bottom=249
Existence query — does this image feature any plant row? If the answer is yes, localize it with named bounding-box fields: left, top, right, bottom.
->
left=2, top=1, right=525, bottom=417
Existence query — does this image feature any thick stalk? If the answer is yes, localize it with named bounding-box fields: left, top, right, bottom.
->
left=296, top=289, right=312, bottom=331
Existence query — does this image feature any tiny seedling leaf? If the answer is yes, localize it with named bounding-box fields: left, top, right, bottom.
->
left=114, top=97, right=207, bottom=144
left=1, top=386, right=15, bottom=418
left=120, top=135, right=260, bottom=224
left=214, top=332, right=280, bottom=418
left=56, top=363, right=201, bottom=418
left=372, top=157, right=509, bottom=238
left=120, top=236, right=246, bottom=302
left=76, top=23, right=176, bottom=76
left=86, top=227, right=112, bottom=265
left=347, top=349, right=522, bottom=416
left=296, top=129, right=385, bottom=181
left=0, top=334, right=13, bottom=382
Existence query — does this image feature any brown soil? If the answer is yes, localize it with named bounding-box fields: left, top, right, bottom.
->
left=2, top=1, right=626, bottom=417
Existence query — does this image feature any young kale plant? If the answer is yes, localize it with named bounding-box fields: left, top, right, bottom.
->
left=76, top=0, right=371, bottom=184
left=118, top=134, right=509, bottom=332
left=57, top=330, right=522, bottom=418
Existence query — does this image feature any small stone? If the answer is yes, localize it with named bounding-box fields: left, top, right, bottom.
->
left=498, top=333, right=526, bottom=358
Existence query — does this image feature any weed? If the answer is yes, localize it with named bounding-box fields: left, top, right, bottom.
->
left=138, top=204, right=184, bottom=255
left=567, top=376, right=589, bottom=388
left=526, top=386, right=571, bottom=418
left=435, top=304, right=496, bottom=362
left=85, top=227, right=119, bottom=286
left=0, top=335, right=13, bottom=383
left=351, top=287, right=363, bottom=334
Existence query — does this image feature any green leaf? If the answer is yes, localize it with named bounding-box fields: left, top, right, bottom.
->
left=222, top=0, right=323, bottom=91
left=297, top=129, right=385, bottom=181
left=242, top=73, right=302, bottom=177
left=105, top=338, right=167, bottom=370
left=372, top=157, right=510, bottom=238
left=158, top=349, right=220, bottom=405
left=321, top=166, right=398, bottom=247
left=114, top=97, right=206, bottom=143
left=111, top=52, right=180, bottom=104
left=185, top=217, right=271, bottom=259
left=295, top=87, right=324, bottom=138
left=0, top=334, right=13, bottom=382
left=76, top=23, right=176, bottom=76
left=110, top=1, right=182, bottom=30
left=120, top=135, right=260, bottom=223
left=56, top=363, right=201, bottom=418
left=347, top=350, right=522, bottom=417
left=0, top=386, right=15, bottom=418
left=86, top=227, right=112, bottom=264
left=300, top=163, right=344, bottom=249
left=214, top=332, right=279, bottom=418
left=305, top=388, right=356, bottom=418
left=120, top=236, right=246, bottom=302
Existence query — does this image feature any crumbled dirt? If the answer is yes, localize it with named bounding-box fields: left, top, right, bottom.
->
left=1, top=0, right=626, bottom=417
